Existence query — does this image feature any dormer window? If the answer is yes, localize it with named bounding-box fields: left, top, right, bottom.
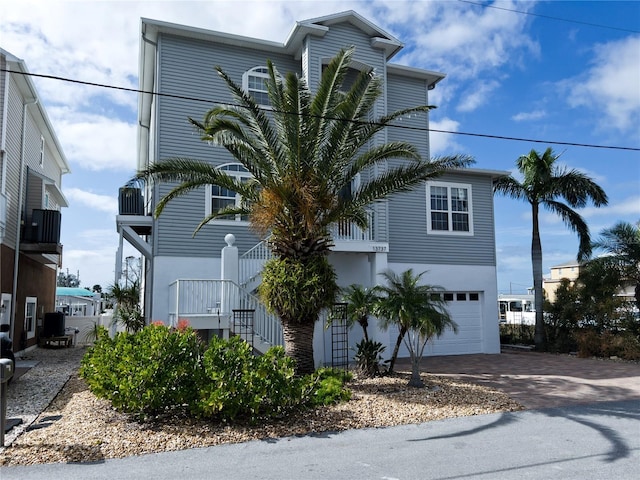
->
left=242, top=66, right=271, bottom=106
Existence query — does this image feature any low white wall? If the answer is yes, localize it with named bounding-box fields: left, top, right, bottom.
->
left=64, top=314, right=113, bottom=345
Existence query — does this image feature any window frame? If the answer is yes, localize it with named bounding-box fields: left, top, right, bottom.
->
left=242, top=66, right=272, bottom=108
left=25, top=296, right=37, bottom=340
left=205, top=163, right=252, bottom=224
left=426, top=181, right=474, bottom=236
left=39, top=135, right=45, bottom=167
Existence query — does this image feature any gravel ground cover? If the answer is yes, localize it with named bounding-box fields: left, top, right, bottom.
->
left=0, top=347, right=523, bottom=466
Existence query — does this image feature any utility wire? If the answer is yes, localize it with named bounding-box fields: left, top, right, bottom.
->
left=459, top=0, right=640, bottom=34
left=3, top=68, right=639, bottom=152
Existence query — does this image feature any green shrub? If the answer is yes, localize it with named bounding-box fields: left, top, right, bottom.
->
left=194, top=336, right=304, bottom=421
left=306, top=368, right=352, bottom=406
left=81, top=326, right=353, bottom=423
left=499, top=324, right=535, bottom=345
left=575, top=329, right=602, bottom=358
left=80, top=324, right=203, bottom=418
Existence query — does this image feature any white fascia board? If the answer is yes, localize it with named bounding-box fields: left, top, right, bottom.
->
left=141, top=18, right=288, bottom=55
left=446, top=167, right=511, bottom=179
left=387, top=63, right=446, bottom=90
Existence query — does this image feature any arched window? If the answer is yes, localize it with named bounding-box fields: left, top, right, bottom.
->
left=242, top=66, right=271, bottom=106
left=205, top=163, right=252, bottom=222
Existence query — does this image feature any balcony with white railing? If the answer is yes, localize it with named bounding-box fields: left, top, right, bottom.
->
left=239, top=210, right=388, bottom=289
left=329, top=209, right=389, bottom=253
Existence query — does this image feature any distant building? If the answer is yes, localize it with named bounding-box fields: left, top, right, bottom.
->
left=55, top=287, right=102, bottom=317
left=543, top=261, right=582, bottom=303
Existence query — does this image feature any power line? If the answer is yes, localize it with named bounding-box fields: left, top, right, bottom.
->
left=459, top=0, right=640, bottom=34
left=3, top=68, right=639, bottom=152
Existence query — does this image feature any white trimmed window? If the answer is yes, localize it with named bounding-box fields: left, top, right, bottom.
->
left=426, top=182, right=473, bottom=235
left=205, top=163, right=252, bottom=223
left=242, top=66, right=271, bottom=106
left=25, top=296, right=37, bottom=339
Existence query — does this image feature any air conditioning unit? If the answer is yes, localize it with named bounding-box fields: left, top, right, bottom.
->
left=118, top=187, right=144, bottom=215
left=30, top=209, right=61, bottom=243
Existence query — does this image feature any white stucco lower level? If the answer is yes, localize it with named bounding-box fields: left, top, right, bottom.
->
left=149, top=252, right=500, bottom=367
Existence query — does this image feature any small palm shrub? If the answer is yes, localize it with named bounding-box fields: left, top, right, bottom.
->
left=353, top=339, right=386, bottom=377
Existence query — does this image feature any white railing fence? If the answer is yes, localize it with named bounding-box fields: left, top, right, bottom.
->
left=239, top=239, right=272, bottom=288
left=168, top=279, right=283, bottom=348
left=329, top=209, right=375, bottom=242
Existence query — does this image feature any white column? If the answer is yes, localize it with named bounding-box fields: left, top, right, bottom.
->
left=220, top=234, right=238, bottom=315
left=369, top=251, right=388, bottom=287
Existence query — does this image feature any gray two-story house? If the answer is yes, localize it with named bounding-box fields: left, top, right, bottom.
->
left=1, top=48, right=70, bottom=351
left=118, top=11, right=502, bottom=366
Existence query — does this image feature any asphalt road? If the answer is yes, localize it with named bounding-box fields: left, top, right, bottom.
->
left=2, top=399, right=638, bottom=480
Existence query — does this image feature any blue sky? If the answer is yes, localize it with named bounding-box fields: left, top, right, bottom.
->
left=1, top=0, right=638, bottom=293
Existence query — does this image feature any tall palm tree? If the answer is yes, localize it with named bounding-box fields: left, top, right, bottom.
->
left=374, top=269, right=456, bottom=386
left=494, top=148, right=608, bottom=350
left=138, top=48, right=473, bottom=375
left=590, top=221, right=640, bottom=310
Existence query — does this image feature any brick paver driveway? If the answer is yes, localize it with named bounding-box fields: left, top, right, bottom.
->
left=398, top=350, right=640, bottom=409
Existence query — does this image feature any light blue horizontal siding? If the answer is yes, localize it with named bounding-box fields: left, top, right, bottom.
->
left=154, top=34, right=299, bottom=256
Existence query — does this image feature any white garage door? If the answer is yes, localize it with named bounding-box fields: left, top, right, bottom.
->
left=424, top=292, right=483, bottom=356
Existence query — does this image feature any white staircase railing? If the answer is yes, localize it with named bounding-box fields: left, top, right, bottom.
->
left=168, top=279, right=283, bottom=350
left=239, top=238, right=272, bottom=289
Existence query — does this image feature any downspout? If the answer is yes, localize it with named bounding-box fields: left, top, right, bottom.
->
left=1, top=63, right=9, bottom=194
left=10, top=97, right=38, bottom=344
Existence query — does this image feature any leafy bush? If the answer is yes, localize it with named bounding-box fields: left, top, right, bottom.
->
left=499, top=324, right=534, bottom=346
left=575, top=329, right=601, bottom=358
left=194, top=336, right=304, bottom=421
left=80, top=325, right=203, bottom=418
left=81, top=326, right=353, bottom=422
left=306, top=368, right=352, bottom=406
left=574, top=328, right=640, bottom=361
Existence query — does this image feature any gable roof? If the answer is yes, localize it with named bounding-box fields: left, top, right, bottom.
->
left=287, top=10, right=404, bottom=60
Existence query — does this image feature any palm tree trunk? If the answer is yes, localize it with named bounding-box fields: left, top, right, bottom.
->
left=281, top=321, right=316, bottom=376
left=388, top=325, right=407, bottom=373
left=531, top=203, right=546, bottom=351
left=408, top=354, right=425, bottom=388
left=360, top=316, right=369, bottom=342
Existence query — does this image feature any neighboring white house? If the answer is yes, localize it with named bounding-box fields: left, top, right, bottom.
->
left=117, top=11, right=506, bottom=367
left=55, top=287, right=102, bottom=317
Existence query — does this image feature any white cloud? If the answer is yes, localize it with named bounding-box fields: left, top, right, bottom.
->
left=385, top=0, right=539, bottom=112
left=580, top=195, right=640, bottom=219
left=64, top=188, right=118, bottom=215
left=561, top=35, right=640, bottom=132
left=429, top=117, right=463, bottom=156
left=512, top=110, right=547, bottom=122
left=457, top=80, right=501, bottom=113
left=48, top=109, right=137, bottom=172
